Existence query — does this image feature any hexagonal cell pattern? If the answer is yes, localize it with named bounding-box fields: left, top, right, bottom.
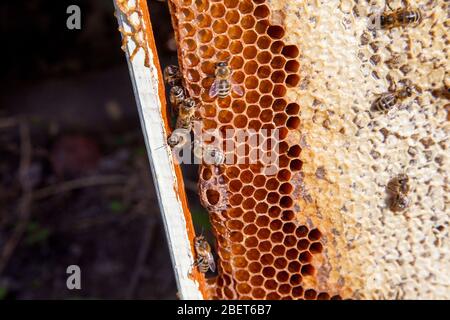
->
left=168, top=0, right=339, bottom=300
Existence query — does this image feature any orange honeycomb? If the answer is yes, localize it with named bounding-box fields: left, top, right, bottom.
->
left=168, top=0, right=343, bottom=300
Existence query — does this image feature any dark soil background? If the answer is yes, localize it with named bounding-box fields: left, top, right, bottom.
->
left=0, top=0, right=208, bottom=299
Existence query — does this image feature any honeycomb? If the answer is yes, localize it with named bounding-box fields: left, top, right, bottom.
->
left=167, top=0, right=449, bottom=299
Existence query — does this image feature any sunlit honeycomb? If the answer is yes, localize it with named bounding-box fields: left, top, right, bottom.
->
left=168, top=0, right=449, bottom=300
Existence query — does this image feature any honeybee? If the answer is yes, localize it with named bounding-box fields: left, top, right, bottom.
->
left=373, top=86, right=413, bottom=113
left=387, top=174, right=410, bottom=212
left=387, top=173, right=410, bottom=195
left=380, top=8, right=422, bottom=29
left=169, top=86, right=186, bottom=108
left=389, top=193, right=410, bottom=212
left=193, top=235, right=216, bottom=273
left=209, top=61, right=244, bottom=99
left=175, top=98, right=197, bottom=131
left=164, top=65, right=182, bottom=87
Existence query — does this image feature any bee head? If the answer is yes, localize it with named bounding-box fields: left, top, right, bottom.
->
left=398, top=174, right=409, bottom=184
left=167, top=65, right=179, bottom=75
left=380, top=15, right=395, bottom=27
left=215, top=61, right=230, bottom=77
left=194, top=235, right=206, bottom=248
left=183, top=98, right=196, bottom=109
left=404, top=86, right=413, bottom=96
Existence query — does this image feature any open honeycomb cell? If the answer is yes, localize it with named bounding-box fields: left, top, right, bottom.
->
left=167, top=0, right=449, bottom=300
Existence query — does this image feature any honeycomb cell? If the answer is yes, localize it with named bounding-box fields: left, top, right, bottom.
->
left=317, top=292, right=331, bottom=300
left=250, top=275, right=264, bottom=286
left=233, top=115, right=248, bottom=128
left=286, top=74, right=301, bottom=87
left=241, top=15, right=256, bottom=29
left=206, top=189, right=221, bottom=205
left=274, top=257, right=288, bottom=269
left=279, top=284, right=291, bottom=295
left=233, top=256, right=248, bottom=268
left=269, top=219, right=282, bottom=231
left=285, top=60, right=300, bottom=73
left=245, top=76, right=259, bottom=90
left=182, top=38, right=197, bottom=51
left=225, top=9, right=240, bottom=24
left=309, top=242, right=323, bottom=254
left=257, top=228, right=271, bottom=240
left=242, top=185, right=255, bottom=197
left=246, top=248, right=260, bottom=261
left=259, top=80, right=273, bottom=94
left=254, top=189, right=268, bottom=201
left=267, top=292, right=281, bottom=299
left=243, top=46, right=258, bottom=59
left=237, top=283, right=252, bottom=295
left=292, top=286, right=304, bottom=298
left=258, top=240, right=272, bottom=252
left=267, top=25, right=285, bottom=39
left=254, top=4, right=270, bottom=19
left=264, top=279, right=278, bottom=290
left=257, top=51, right=272, bottom=64
left=228, top=26, right=243, bottom=40
left=272, top=84, right=287, bottom=97
left=255, top=215, right=270, bottom=227
left=181, top=8, right=195, bottom=21
left=214, top=35, right=230, bottom=49
left=197, top=14, right=212, bottom=29
left=308, top=228, right=322, bottom=241
left=281, top=45, right=300, bottom=58
left=272, top=244, right=285, bottom=256
left=239, top=1, right=254, bottom=14
left=276, top=270, right=289, bottom=282
left=229, top=207, right=244, bottom=218
left=230, top=56, right=244, bottom=69
left=245, top=90, right=260, bottom=104
left=212, top=19, right=228, bottom=34
left=283, top=235, right=296, bottom=247
left=273, top=113, right=288, bottom=126
left=299, top=251, right=313, bottom=263
left=290, top=274, right=302, bottom=286
left=271, top=70, right=286, bottom=83
left=224, top=0, right=239, bottom=9
left=252, top=288, right=266, bottom=299
left=231, top=99, right=246, bottom=113
left=304, top=289, right=317, bottom=300
left=227, top=219, right=244, bottom=231
left=211, top=3, right=226, bottom=18
left=287, top=116, right=300, bottom=129
left=297, top=239, right=310, bottom=251
left=248, top=261, right=262, bottom=273
left=301, top=264, right=315, bottom=276
left=194, top=0, right=208, bottom=12
left=254, top=19, right=269, bottom=34
left=286, top=248, right=299, bottom=260
left=259, top=95, right=273, bottom=108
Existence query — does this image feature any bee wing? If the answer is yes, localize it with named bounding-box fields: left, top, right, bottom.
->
left=207, top=252, right=216, bottom=272
left=232, top=82, right=244, bottom=97
left=209, top=80, right=219, bottom=98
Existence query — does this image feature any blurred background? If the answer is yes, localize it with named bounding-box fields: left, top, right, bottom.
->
left=0, top=0, right=209, bottom=299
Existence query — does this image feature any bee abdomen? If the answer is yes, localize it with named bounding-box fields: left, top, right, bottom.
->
left=398, top=10, right=421, bottom=24
left=218, top=80, right=231, bottom=98
left=375, top=93, right=397, bottom=112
